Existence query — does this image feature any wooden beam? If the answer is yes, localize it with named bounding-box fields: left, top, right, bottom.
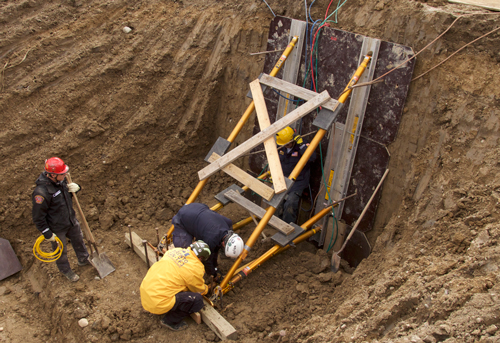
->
left=200, top=299, right=238, bottom=340
left=224, top=189, right=295, bottom=235
left=208, top=153, right=275, bottom=201
left=124, top=231, right=157, bottom=267
left=259, top=74, right=339, bottom=112
left=198, top=89, right=331, bottom=180
left=250, top=79, right=287, bottom=194
left=125, top=231, right=238, bottom=341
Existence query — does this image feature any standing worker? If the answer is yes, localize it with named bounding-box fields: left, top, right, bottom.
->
left=171, top=203, right=244, bottom=279
left=275, top=126, right=317, bottom=224
left=32, top=157, right=90, bottom=282
left=140, top=241, right=211, bottom=331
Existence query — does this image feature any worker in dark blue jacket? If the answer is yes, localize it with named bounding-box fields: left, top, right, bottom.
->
left=171, top=203, right=244, bottom=278
left=276, top=126, right=317, bottom=224
left=32, top=157, right=89, bottom=282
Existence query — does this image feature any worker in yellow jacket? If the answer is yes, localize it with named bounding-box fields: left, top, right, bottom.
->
left=140, top=241, right=211, bottom=331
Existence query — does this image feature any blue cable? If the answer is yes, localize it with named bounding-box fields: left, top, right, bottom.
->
left=272, top=89, right=302, bottom=103
left=262, top=0, right=276, bottom=17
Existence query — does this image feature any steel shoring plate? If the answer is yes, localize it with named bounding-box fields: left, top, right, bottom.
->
left=0, top=238, right=23, bottom=280
left=250, top=16, right=415, bottom=234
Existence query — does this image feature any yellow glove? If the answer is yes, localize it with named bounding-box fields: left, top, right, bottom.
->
left=294, top=135, right=303, bottom=144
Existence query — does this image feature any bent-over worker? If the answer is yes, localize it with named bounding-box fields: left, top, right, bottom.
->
left=275, top=126, right=317, bottom=224
left=171, top=203, right=244, bottom=279
left=140, top=241, right=211, bottom=331
left=32, top=157, right=90, bottom=282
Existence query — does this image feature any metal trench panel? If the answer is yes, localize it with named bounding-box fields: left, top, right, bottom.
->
left=249, top=16, right=415, bottom=241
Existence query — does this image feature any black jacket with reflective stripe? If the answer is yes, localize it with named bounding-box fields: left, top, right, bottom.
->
left=32, top=172, right=76, bottom=233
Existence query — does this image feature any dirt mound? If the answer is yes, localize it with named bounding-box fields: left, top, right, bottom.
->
left=1, top=0, right=499, bottom=342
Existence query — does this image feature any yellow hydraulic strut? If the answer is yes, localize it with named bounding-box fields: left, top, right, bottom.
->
left=165, top=37, right=300, bottom=241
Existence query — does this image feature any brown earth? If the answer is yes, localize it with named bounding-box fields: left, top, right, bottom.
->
left=1, top=0, right=500, bottom=342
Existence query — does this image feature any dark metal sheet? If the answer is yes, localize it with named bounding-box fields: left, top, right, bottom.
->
left=340, top=229, right=371, bottom=268
left=271, top=223, right=305, bottom=247
left=215, top=184, right=245, bottom=206
left=204, top=137, right=231, bottom=163
left=0, top=238, right=23, bottom=281
left=263, top=178, right=294, bottom=208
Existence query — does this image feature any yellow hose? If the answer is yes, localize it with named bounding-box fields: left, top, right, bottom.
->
left=33, top=235, right=63, bottom=262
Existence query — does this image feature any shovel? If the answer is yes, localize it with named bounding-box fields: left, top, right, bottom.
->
left=67, top=174, right=115, bottom=278
left=331, top=169, right=389, bottom=273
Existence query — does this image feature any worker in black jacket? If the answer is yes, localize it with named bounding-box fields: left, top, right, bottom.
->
left=171, top=203, right=244, bottom=279
left=276, top=126, right=317, bottom=224
left=32, top=157, right=89, bottom=282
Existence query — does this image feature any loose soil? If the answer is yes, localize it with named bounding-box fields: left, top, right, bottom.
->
left=0, top=0, right=499, bottom=342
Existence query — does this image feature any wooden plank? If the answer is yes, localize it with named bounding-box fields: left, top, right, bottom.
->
left=208, top=153, right=275, bottom=201
left=224, top=189, right=295, bottom=235
left=200, top=299, right=238, bottom=340
left=449, top=0, right=500, bottom=11
left=249, top=79, right=287, bottom=194
left=124, top=231, right=157, bottom=267
left=125, top=232, right=238, bottom=341
left=198, top=90, right=331, bottom=180
left=259, top=74, right=339, bottom=112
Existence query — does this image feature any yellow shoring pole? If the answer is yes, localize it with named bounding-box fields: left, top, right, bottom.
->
left=219, top=51, right=373, bottom=290
left=220, top=205, right=277, bottom=289
left=221, top=205, right=336, bottom=293
left=165, top=38, right=299, bottom=240
left=338, top=52, right=372, bottom=104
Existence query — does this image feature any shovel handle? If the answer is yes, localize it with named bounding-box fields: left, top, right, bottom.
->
left=66, top=174, right=97, bottom=247
left=336, top=169, right=389, bottom=255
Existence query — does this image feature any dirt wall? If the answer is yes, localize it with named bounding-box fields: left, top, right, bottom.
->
left=0, top=0, right=499, bottom=342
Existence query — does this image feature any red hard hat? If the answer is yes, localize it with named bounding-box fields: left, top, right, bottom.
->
left=44, top=157, right=69, bottom=174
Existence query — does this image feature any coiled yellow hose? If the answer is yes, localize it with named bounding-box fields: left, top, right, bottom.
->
left=33, top=235, right=63, bottom=262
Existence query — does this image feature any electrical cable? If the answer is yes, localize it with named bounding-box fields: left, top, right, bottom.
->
left=33, top=235, right=63, bottom=263
left=261, top=0, right=276, bottom=17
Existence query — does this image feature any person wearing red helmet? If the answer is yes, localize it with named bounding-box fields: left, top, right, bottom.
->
left=32, top=157, right=89, bottom=282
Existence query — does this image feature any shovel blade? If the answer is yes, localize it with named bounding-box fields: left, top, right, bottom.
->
left=90, top=251, right=115, bottom=279
left=330, top=253, right=341, bottom=273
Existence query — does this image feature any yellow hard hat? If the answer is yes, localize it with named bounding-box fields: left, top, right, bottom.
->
left=276, top=126, right=294, bottom=146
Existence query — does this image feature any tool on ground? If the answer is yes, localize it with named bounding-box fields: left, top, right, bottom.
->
left=32, top=235, right=63, bottom=262
left=330, top=169, right=389, bottom=273
left=67, top=174, right=115, bottom=278
left=0, top=238, right=23, bottom=281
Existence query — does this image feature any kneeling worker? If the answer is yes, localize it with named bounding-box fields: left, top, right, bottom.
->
left=140, top=241, right=211, bottom=331
left=172, top=203, right=244, bottom=279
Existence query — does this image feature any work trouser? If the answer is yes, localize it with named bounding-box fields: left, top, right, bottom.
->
left=162, top=292, right=204, bottom=325
left=278, top=190, right=303, bottom=225
left=51, top=221, right=89, bottom=274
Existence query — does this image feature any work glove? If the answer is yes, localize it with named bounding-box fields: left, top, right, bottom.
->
left=67, top=183, right=80, bottom=193
left=43, top=230, right=57, bottom=242
left=293, top=135, right=303, bottom=144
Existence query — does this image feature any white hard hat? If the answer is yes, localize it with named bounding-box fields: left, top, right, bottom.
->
left=224, top=233, right=244, bottom=258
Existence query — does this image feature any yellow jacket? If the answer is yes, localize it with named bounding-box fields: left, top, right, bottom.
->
left=140, top=247, right=208, bottom=314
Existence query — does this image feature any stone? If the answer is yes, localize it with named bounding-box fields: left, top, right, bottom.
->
left=74, top=308, right=89, bottom=319
left=318, top=272, right=333, bottom=283
left=78, top=318, right=89, bottom=328
left=205, top=331, right=217, bottom=341
left=101, top=316, right=111, bottom=330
